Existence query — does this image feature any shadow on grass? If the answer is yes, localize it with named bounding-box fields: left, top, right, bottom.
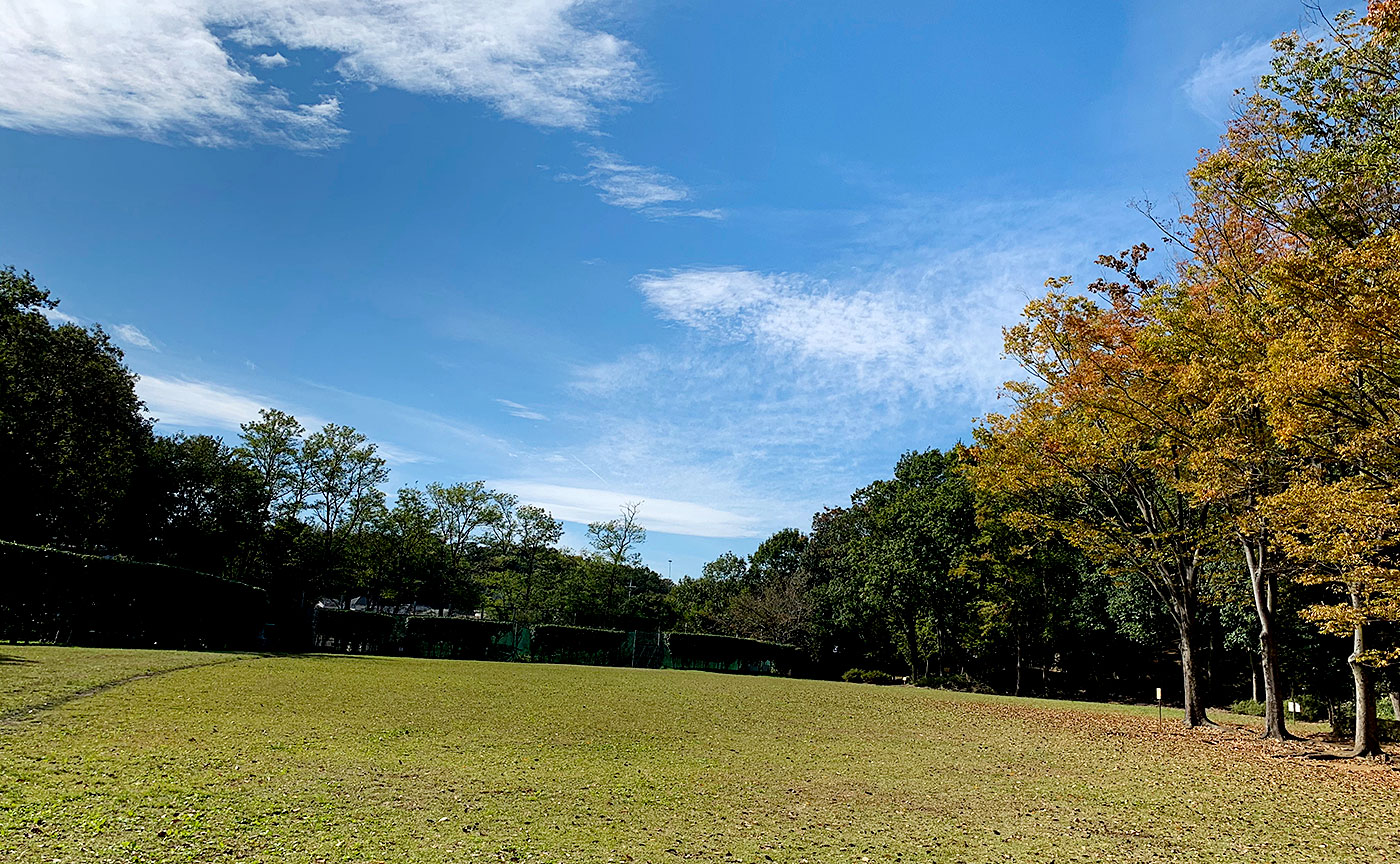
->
left=0, top=654, right=37, bottom=666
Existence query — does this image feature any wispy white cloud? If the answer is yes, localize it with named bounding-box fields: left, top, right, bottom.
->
left=565, top=147, right=721, bottom=218
left=136, top=375, right=270, bottom=429
left=37, top=306, right=80, bottom=326
left=0, top=0, right=646, bottom=147
left=373, top=441, right=438, bottom=467
left=113, top=323, right=157, bottom=351
left=1183, top=36, right=1276, bottom=123
left=496, top=399, right=549, bottom=421
left=568, top=192, right=1147, bottom=528
left=497, top=481, right=759, bottom=538
left=632, top=260, right=1020, bottom=403
left=136, top=373, right=435, bottom=468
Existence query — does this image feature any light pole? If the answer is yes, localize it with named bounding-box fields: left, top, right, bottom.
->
left=668, top=559, right=673, bottom=580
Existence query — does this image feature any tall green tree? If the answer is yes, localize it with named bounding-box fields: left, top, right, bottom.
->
left=845, top=449, right=976, bottom=678
left=670, top=552, right=747, bottom=633
left=299, top=423, right=389, bottom=601
left=486, top=500, right=563, bottom=622
left=0, top=267, right=153, bottom=551
left=370, top=487, right=448, bottom=611
left=145, top=433, right=268, bottom=576
left=425, top=480, right=504, bottom=611
left=587, top=501, right=647, bottom=609
left=236, top=408, right=308, bottom=521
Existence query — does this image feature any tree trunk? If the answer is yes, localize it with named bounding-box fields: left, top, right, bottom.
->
left=1014, top=629, right=1023, bottom=697
left=903, top=612, right=921, bottom=679
left=1251, top=658, right=1259, bottom=704
left=1348, top=608, right=1384, bottom=757
left=1177, top=610, right=1211, bottom=727
left=1390, top=691, right=1400, bottom=721
left=1242, top=539, right=1291, bottom=740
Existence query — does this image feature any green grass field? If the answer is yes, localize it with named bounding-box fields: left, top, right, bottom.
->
left=2, top=647, right=1396, bottom=863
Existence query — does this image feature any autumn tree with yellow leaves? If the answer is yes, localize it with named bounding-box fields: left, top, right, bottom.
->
left=979, top=3, right=1400, bottom=752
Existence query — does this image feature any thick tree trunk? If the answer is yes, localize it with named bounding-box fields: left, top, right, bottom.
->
left=1390, top=691, right=1400, bottom=721
left=1177, top=611, right=1211, bottom=727
left=1242, top=539, right=1291, bottom=740
left=1349, top=611, right=1384, bottom=757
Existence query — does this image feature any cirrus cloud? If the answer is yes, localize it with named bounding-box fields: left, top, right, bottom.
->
left=563, top=147, right=723, bottom=219
left=497, top=481, right=760, bottom=538
left=0, top=0, right=646, bottom=147
left=113, top=323, right=158, bottom=351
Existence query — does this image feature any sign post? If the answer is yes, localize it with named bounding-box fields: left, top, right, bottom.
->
left=1156, top=687, right=1163, bottom=728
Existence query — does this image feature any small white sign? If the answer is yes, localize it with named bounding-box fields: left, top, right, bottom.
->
left=1155, top=688, right=1162, bottom=700
left=1287, top=700, right=1300, bottom=713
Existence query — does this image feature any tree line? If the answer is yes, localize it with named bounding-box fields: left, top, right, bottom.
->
left=0, top=271, right=670, bottom=632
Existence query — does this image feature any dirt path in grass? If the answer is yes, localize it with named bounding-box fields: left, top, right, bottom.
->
left=0, top=653, right=256, bottom=726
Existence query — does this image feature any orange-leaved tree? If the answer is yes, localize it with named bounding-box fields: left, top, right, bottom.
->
left=1185, top=1, right=1400, bottom=754
left=974, top=259, right=1224, bottom=727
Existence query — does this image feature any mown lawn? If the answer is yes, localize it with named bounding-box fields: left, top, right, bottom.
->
left=0, top=646, right=246, bottom=717
left=1, top=647, right=1396, bottom=863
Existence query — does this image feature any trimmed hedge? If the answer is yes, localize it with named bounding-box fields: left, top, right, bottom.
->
left=404, top=616, right=515, bottom=660
left=530, top=624, right=629, bottom=666
left=0, top=540, right=267, bottom=650
left=666, top=632, right=798, bottom=674
left=312, top=608, right=400, bottom=654
left=304, top=611, right=803, bottom=675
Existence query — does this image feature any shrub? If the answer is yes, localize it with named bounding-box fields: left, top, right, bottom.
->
left=914, top=673, right=993, bottom=694
left=1294, top=694, right=1329, bottom=723
left=842, top=668, right=898, bottom=685
left=1324, top=700, right=1400, bottom=740
left=1229, top=699, right=1265, bottom=716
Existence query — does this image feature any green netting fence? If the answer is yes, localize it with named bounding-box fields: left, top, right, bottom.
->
left=310, top=610, right=799, bottom=675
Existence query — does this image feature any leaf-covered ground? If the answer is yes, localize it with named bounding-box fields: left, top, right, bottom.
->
left=1, top=648, right=1396, bottom=863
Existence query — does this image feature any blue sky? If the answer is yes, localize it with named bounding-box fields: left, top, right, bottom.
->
left=1, top=0, right=1338, bottom=578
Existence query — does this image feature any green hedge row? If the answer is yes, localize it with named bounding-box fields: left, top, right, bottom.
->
left=668, top=632, right=800, bottom=674
left=309, top=611, right=798, bottom=675
left=0, top=540, right=267, bottom=650
left=529, top=624, right=629, bottom=665
left=312, top=608, right=401, bottom=654
left=406, top=616, right=516, bottom=660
